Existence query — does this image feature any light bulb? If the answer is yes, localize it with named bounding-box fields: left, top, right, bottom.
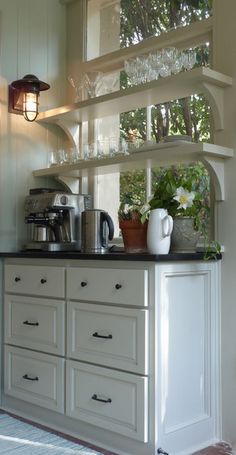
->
left=23, top=91, right=39, bottom=122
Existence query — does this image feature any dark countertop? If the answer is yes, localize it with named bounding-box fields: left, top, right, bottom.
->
left=0, top=248, right=221, bottom=262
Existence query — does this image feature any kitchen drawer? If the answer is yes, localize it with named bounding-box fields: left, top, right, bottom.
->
left=5, top=295, right=65, bottom=355
left=4, top=346, right=65, bottom=413
left=67, top=267, right=148, bottom=306
left=66, top=360, right=148, bottom=442
left=5, top=264, right=65, bottom=298
left=67, top=302, right=148, bottom=374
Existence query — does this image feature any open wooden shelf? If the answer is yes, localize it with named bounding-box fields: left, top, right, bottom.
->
left=33, top=141, right=234, bottom=201
left=37, top=67, right=232, bottom=131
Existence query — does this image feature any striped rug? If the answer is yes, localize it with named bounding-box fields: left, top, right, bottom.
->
left=0, top=413, right=107, bottom=454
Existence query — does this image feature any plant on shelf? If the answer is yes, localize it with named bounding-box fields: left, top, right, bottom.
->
left=118, top=194, right=148, bottom=253
left=141, top=165, right=220, bottom=255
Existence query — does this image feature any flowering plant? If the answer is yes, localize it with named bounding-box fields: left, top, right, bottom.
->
left=118, top=193, right=144, bottom=222
left=141, top=165, right=210, bottom=232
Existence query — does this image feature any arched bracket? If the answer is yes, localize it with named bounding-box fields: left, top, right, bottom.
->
left=202, top=157, right=226, bottom=201
left=201, top=82, right=225, bottom=131
left=54, top=118, right=81, bottom=149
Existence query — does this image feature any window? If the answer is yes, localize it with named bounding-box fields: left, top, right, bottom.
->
left=85, top=0, right=212, bottom=240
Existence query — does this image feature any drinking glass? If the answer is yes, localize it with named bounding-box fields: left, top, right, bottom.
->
left=170, top=51, right=184, bottom=75
left=101, top=73, right=119, bottom=94
left=124, top=58, right=138, bottom=85
left=68, top=75, right=85, bottom=102
left=182, top=49, right=197, bottom=71
left=84, top=71, right=104, bottom=98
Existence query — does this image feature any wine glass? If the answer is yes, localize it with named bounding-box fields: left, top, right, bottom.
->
left=83, top=71, right=104, bottom=98
left=68, top=75, right=85, bottom=102
left=182, top=49, right=197, bottom=71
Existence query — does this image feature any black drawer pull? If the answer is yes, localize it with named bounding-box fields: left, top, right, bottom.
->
left=92, top=332, right=112, bottom=339
left=40, top=278, right=47, bottom=284
left=115, top=283, right=122, bottom=290
left=81, top=281, right=87, bottom=287
left=23, top=320, right=39, bottom=327
left=23, top=374, right=39, bottom=381
left=91, top=394, right=112, bottom=404
left=14, top=277, right=21, bottom=282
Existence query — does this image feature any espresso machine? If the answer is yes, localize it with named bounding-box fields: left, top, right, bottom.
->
left=24, top=189, right=92, bottom=251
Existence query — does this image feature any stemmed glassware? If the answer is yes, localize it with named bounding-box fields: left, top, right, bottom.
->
left=124, top=47, right=197, bottom=86
left=83, top=71, right=104, bottom=98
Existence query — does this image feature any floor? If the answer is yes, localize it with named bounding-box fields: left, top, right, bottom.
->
left=193, top=443, right=235, bottom=455
left=1, top=411, right=234, bottom=455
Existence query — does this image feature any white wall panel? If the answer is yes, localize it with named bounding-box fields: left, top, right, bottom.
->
left=0, top=0, right=67, bottom=250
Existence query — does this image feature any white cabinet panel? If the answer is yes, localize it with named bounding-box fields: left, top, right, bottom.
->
left=67, top=267, right=148, bottom=306
left=5, top=295, right=65, bottom=355
left=155, top=262, right=220, bottom=454
left=66, top=360, right=148, bottom=442
left=67, top=302, right=148, bottom=374
left=5, top=264, right=65, bottom=298
left=4, top=346, right=65, bottom=413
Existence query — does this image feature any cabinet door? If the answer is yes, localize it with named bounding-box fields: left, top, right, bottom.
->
left=4, top=346, right=65, bottom=413
left=5, top=295, right=65, bottom=355
left=67, top=267, right=148, bottom=306
left=5, top=264, right=65, bottom=298
left=67, top=302, right=148, bottom=374
left=66, top=360, right=148, bottom=442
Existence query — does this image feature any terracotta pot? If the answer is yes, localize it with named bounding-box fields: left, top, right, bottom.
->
left=119, top=219, right=148, bottom=253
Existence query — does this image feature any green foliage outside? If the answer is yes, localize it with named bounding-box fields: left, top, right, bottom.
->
left=119, top=0, right=212, bottom=215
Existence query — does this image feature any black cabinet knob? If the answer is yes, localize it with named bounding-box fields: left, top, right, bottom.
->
left=14, top=277, right=21, bottom=282
left=115, top=283, right=122, bottom=290
left=81, top=281, right=87, bottom=287
left=40, top=278, right=47, bottom=284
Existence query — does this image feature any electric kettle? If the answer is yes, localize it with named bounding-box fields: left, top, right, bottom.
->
left=81, top=209, right=114, bottom=253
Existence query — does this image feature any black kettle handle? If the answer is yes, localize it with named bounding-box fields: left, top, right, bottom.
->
left=101, top=211, right=114, bottom=241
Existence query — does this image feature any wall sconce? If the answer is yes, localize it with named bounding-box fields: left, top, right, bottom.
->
left=8, top=74, right=50, bottom=122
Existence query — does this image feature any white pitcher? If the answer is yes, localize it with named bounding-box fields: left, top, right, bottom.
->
left=147, top=208, right=173, bottom=254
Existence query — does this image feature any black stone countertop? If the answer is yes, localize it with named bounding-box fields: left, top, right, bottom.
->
left=0, top=248, right=221, bottom=262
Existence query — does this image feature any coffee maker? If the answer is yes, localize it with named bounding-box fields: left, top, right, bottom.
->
left=24, top=189, right=92, bottom=251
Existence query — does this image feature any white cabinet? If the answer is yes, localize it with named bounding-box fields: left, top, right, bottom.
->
left=66, top=360, right=148, bottom=442
left=5, top=264, right=65, bottom=298
left=67, top=301, right=148, bottom=374
left=4, top=346, right=65, bottom=413
left=4, top=262, right=66, bottom=414
left=3, top=258, right=221, bottom=455
left=67, top=266, right=148, bottom=306
left=5, top=295, right=65, bottom=355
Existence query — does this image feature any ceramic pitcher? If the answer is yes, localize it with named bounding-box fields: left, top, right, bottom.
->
left=147, top=208, right=173, bottom=254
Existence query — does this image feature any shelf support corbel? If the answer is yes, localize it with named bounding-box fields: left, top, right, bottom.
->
left=54, top=119, right=81, bottom=149
left=202, top=156, right=225, bottom=201
left=201, top=81, right=225, bottom=131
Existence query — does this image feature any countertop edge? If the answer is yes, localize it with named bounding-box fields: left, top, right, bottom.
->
left=0, top=251, right=222, bottom=261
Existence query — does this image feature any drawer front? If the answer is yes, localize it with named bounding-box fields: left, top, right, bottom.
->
left=5, top=295, right=65, bottom=355
left=4, top=346, right=64, bottom=413
left=5, top=264, right=65, bottom=298
left=67, top=302, right=148, bottom=374
left=67, top=267, right=148, bottom=306
left=66, top=360, right=148, bottom=442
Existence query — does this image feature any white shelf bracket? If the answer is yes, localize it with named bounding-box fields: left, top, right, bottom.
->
left=202, top=156, right=225, bottom=201
left=55, top=119, right=81, bottom=149
left=201, top=82, right=225, bottom=131
left=55, top=176, right=81, bottom=194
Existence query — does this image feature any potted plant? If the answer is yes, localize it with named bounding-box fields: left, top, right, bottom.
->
left=118, top=198, right=148, bottom=253
left=141, top=165, right=216, bottom=253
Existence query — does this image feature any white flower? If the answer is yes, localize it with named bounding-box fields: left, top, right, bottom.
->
left=173, top=186, right=195, bottom=210
left=139, top=203, right=150, bottom=215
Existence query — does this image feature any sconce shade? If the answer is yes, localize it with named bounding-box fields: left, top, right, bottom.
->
left=9, top=74, right=50, bottom=122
